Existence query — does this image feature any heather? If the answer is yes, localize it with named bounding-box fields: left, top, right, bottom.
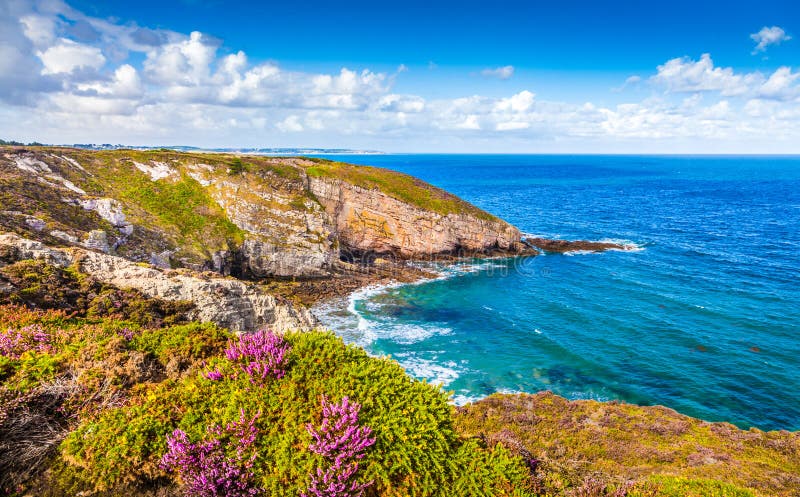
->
left=455, top=393, right=800, bottom=497
left=0, top=302, right=533, bottom=496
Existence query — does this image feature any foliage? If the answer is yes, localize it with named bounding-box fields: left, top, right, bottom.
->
left=454, top=392, right=800, bottom=497
left=228, top=158, right=248, bottom=175
left=0, top=259, right=193, bottom=327
left=57, top=329, right=534, bottom=496
left=628, top=476, right=756, bottom=497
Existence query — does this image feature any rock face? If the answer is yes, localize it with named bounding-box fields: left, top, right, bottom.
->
left=0, top=148, right=527, bottom=279
left=308, top=177, right=521, bottom=258
left=0, top=232, right=316, bottom=332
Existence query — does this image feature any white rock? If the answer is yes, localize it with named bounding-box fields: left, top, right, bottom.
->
left=133, top=160, right=177, bottom=181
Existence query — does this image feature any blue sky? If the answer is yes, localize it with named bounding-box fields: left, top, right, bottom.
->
left=1, top=0, right=799, bottom=152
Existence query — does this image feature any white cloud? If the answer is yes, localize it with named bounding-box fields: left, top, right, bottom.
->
left=494, top=90, right=535, bottom=113
left=651, top=54, right=759, bottom=96
left=38, top=38, right=105, bottom=75
left=480, top=65, right=515, bottom=80
left=277, top=115, right=303, bottom=132
left=20, top=15, right=56, bottom=48
left=378, top=94, right=425, bottom=113
left=456, top=115, right=481, bottom=130
left=496, top=121, right=530, bottom=131
left=751, top=26, right=791, bottom=53
left=144, top=31, right=216, bottom=85
left=757, top=67, right=800, bottom=100
left=1, top=2, right=800, bottom=152
left=77, top=64, right=143, bottom=98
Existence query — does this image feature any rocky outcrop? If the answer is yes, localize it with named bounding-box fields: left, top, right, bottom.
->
left=0, top=232, right=316, bottom=332
left=524, top=237, right=632, bottom=253
left=308, top=176, right=522, bottom=258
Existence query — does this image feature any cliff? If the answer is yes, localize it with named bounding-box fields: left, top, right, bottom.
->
left=0, top=147, right=526, bottom=279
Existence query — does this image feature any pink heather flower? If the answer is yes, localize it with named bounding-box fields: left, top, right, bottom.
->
left=205, top=369, right=224, bottom=381
left=0, top=324, right=53, bottom=358
left=117, top=327, right=136, bottom=341
left=303, top=397, right=375, bottom=497
left=161, top=410, right=261, bottom=497
left=225, top=329, right=290, bottom=383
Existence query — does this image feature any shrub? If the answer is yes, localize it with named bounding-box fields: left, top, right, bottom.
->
left=224, top=329, right=290, bottom=383
left=229, top=158, right=247, bottom=175
left=59, top=330, right=535, bottom=496
left=161, top=409, right=261, bottom=497
left=304, top=396, right=375, bottom=497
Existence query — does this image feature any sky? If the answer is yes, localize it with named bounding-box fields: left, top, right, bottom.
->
left=0, top=0, right=799, bottom=153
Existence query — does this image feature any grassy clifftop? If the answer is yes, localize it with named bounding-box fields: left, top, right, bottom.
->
left=1, top=147, right=512, bottom=274
left=455, top=393, right=800, bottom=497
left=301, top=157, right=500, bottom=222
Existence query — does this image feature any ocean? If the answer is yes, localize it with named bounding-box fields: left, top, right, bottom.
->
left=310, top=155, right=800, bottom=431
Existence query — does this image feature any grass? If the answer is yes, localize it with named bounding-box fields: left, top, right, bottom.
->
left=454, top=392, right=800, bottom=496
left=301, top=157, right=500, bottom=221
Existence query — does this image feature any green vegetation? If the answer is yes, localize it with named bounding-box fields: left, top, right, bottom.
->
left=85, top=151, right=247, bottom=259
left=0, top=298, right=533, bottom=496
left=455, top=393, right=799, bottom=497
left=228, top=158, right=248, bottom=175
left=0, top=259, right=193, bottom=327
left=301, top=157, right=500, bottom=221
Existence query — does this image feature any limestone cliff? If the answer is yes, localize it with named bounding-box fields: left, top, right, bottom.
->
left=308, top=175, right=521, bottom=257
left=0, top=147, right=526, bottom=278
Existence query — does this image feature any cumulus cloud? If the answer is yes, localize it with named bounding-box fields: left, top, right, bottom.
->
left=1, top=1, right=799, bottom=152
left=480, top=65, right=515, bottom=80
left=751, top=26, right=791, bottom=53
left=38, top=38, right=105, bottom=74
left=650, top=54, right=760, bottom=96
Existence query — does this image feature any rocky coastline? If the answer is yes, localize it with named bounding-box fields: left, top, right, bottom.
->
left=1, top=147, right=798, bottom=497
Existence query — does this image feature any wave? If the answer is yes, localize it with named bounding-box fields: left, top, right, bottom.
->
left=394, top=354, right=462, bottom=387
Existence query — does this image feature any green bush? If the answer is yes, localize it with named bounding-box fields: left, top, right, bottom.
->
left=60, top=330, right=535, bottom=496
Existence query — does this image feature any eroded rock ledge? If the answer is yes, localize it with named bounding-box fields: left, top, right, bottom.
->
left=0, top=232, right=316, bottom=332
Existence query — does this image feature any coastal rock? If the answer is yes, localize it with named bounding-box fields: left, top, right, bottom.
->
left=82, top=229, right=110, bottom=253
left=524, top=237, right=630, bottom=253
left=0, top=232, right=317, bottom=332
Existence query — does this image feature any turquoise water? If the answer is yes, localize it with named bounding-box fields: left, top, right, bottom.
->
left=311, top=155, right=800, bottom=431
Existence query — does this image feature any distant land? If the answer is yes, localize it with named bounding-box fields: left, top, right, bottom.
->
left=0, top=138, right=383, bottom=155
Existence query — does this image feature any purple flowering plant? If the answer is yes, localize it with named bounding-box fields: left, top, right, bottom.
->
left=0, top=324, right=53, bottom=358
left=224, top=329, right=290, bottom=384
left=304, top=396, right=376, bottom=497
left=161, top=409, right=261, bottom=497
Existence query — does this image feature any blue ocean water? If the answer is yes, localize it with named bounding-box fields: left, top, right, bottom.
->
left=311, top=155, right=800, bottom=431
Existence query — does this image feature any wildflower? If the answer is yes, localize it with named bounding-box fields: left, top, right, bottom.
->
left=225, top=329, right=290, bottom=383
left=304, top=396, right=375, bottom=497
left=161, top=410, right=260, bottom=497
